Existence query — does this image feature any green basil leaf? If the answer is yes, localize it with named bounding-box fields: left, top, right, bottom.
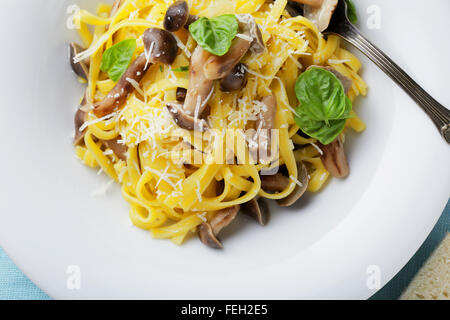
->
left=294, top=67, right=353, bottom=145
left=345, top=0, right=358, bottom=24
left=295, top=67, right=347, bottom=121
left=100, top=39, right=136, bottom=82
left=189, top=15, right=238, bottom=56
left=294, top=110, right=347, bottom=146
left=172, top=65, right=189, bottom=72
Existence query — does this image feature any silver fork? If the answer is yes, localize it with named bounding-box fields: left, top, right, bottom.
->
left=324, top=0, right=450, bottom=143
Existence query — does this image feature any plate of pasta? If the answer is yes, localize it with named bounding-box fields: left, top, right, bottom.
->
left=0, top=0, right=448, bottom=299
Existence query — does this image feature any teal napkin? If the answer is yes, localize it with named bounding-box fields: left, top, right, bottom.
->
left=0, top=249, right=50, bottom=300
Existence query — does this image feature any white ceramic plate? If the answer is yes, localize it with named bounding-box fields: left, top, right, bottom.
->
left=0, top=0, right=448, bottom=300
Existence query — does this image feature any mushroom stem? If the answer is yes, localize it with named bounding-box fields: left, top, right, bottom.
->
left=167, top=46, right=213, bottom=131
left=94, top=53, right=148, bottom=117
left=184, top=46, right=214, bottom=116
left=103, top=137, right=128, bottom=161
left=318, top=136, right=349, bottom=178
left=203, top=37, right=252, bottom=80
left=94, top=28, right=178, bottom=117
left=261, top=174, right=291, bottom=192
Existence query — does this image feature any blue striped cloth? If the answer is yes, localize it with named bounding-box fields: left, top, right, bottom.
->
left=1, top=200, right=448, bottom=300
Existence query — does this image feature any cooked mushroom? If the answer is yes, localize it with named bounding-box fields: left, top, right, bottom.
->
left=290, top=0, right=324, bottom=7
left=185, top=14, right=199, bottom=29
left=253, top=94, right=277, bottom=164
left=69, top=43, right=90, bottom=80
left=286, top=1, right=305, bottom=17
left=220, top=63, right=247, bottom=92
left=318, top=136, right=349, bottom=178
left=74, top=90, right=89, bottom=146
left=261, top=174, right=291, bottom=192
left=164, top=0, right=190, bottom=32
left=166, top=102, right=209, bottom=131
left=260, top=162, right=309, bottom=206
left=303, top=0, right=338, bottom=32
left=277, top=161, right=309, bottom=207
left=167, top=46, right=213, bottom=131
left=203, top=15, right=265, bottom=80
left=307, top=65, right=352, bottom=93
left=241, top=198, right=270, bottom=226
left=198, top=205, right=240, bottom=249
left=94, top=28, right=178, bottom=117
left=103, top=137, right=128, bottom=161
left=176, top=87, right=187, bottom=102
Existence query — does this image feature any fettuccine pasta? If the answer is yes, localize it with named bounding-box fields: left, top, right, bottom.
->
left=70, top=0, right=367, bottom=248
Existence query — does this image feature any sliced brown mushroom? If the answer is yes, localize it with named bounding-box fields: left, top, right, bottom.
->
left=164, top=0, right=190, bottom=32
left=261, top=173, right=291, bottom=192
left=74, top=90, right=89, bottom=146
left=303, top=0, right=338, bottom=32
left=241, top=198, right=270, bottom=226
left=277, top=161, right=309, bottom=207
left=203, top=15, right=265, bottom=80
left=103, top=137, right=128, bottom=161
left=69, top=43, right=90, bottom=80
left=307, top=65, right=352, bottom=93
left=198, top=205, right=240, bottom=249
left=220, top=63, right=247, bottom=92
left=167, top=46, right=213, bottom=131
left=94, top=28, right=178, bottom=117
left=318, top=136, right=349, bottom=178
left=253, top=94, right=277, bottom=164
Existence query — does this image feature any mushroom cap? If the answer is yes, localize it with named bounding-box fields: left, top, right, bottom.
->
left=198, top=205, right=240, bottom=249
left=277, top=162, right=309, bottom=207
left=303, top=0, right=338, bottom=32
left=176, top=87, right=187, bottom=102
left=69, top=43, right=89, bottom=80
left=319, top=137, right=349, bottom=178
left=220, top=63, right=247, bottom=92
left=236, top=14, right=265, bottom=54
left=242, top=198, right=270, bottom=226
left=166, top=102, right=209, bottom=132
left=198, top=223, right=223, bottom=249
left=163, top=0, right=190, bottom=32
left=143, top=28, right=178, bottom=65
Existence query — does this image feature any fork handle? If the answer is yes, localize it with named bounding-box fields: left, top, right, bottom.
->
left=339, top=24, right=450, bottom=143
